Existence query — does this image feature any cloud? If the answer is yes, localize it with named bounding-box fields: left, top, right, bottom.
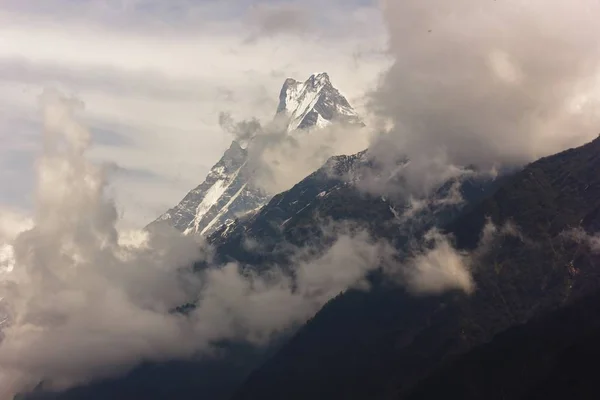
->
left=0, top=90, right=208, bottom=394
left=246, top=2, right=311, bottom=39
left=560, top=228, right=600, bottom=252
left=400, top=229, right=474, bottom=295
left=0, top=86, right=524, bottom=397
left=0, top=90, right=392, bottom=396
left=477, top=218, right=522, bottom=254
left=218, top=111, right=262, bottom=147
left=0, top=209, right=33, bottom=274
left=0, top=209, right=33, bottom=243
left=218, top=112, right=371, bottom=194
left=395, top=219, right=522, bottom=296
left=192, top=226, right=395, bottom=345
left=0, top=1, right=245, bottom=34
left=368, top=0, right=600, bottom=194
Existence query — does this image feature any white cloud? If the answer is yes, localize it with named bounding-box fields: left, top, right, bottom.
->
left=401, top=229, right=474, bottom=295
left=0, top=209, right=33, bottom=243
left=393, top=219, right=523, bottom=297
left=220, top=112, right=373, bottom=194
left=368, top=0, right=600, bottom=195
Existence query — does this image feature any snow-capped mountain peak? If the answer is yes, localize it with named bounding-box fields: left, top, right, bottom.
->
left=277, top=72, right=361, bottom=132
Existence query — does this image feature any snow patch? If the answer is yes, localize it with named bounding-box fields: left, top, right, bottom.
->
left=201, top=182, right=248, bottom=235
left=188, top=179, right=228, bottom=233
left=213, top=166, right=226, bottom=176
left=296, top=203, right=312, bottom=215
left=281, top=217, right=292, bottom=227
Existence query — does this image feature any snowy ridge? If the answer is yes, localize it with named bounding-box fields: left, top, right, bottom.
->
left=150, top=73, right=362, bottom=236
left=200, top=181, right=248, bottom=236
left=183, top=162, right=245, bottom=235
left=148, top=141, right=267, bottom=236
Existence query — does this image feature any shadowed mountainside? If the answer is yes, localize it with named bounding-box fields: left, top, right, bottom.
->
left=231, top=137, right=600, bottom=400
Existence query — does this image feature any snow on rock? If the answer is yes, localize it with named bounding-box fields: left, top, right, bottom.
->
left=150, top=138, right=272, bottom=237
left=277, top=72, right=361, bottom=132
left=187, top=179, right=228, bottom=234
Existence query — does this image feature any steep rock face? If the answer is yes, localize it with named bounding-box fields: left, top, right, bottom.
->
left=150, top=72, right=361, bottom=236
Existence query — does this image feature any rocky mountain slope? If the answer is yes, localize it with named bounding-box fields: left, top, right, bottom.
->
left=149, top=72, right=361, bottom=236
left=230, top=137, right=600, bottom=400
left=404, top=288, right=600, bottom=400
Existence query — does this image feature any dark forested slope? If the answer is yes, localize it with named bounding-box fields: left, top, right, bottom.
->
left=405, top=288, right=600, bottom=400
left=231, top=137, right=600, bottom=400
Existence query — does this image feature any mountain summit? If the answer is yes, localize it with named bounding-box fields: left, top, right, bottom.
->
left=277, top=72, right=361, bottom=132
left=149, top=73, right=361, bottom=236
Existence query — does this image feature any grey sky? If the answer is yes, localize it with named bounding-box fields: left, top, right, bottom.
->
left=0, top=0, right=388, bottom=229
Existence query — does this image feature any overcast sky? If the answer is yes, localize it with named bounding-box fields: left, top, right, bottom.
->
left=0, top=0, right=389, bottom=229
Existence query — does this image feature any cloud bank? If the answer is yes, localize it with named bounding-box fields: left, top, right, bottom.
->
left=369, top=0, right=600, bottom=194
left=0, top=90, right=392, bottom=397
left=0, top=88, right=488, bottom=397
